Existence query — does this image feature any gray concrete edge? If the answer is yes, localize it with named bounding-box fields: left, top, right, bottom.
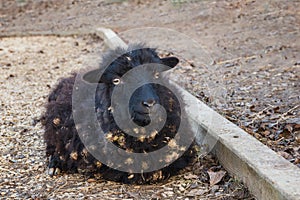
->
left=177, top=84, right=300, bottom=200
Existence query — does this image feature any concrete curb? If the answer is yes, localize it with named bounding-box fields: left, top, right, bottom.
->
left=96, top=28, right=127, bottom=50
left=96, top=27, right=300, bottom=200
left=179, top=86, right=300, bottom=200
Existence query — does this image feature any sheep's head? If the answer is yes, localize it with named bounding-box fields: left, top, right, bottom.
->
left=83, top=46, right=179, bottom=127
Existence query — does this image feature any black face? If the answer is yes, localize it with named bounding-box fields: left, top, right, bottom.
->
left=83, top=46, right=179, bottom=127
left=129, top=83, right=160, bottom=126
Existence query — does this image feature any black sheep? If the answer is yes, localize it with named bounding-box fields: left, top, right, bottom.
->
left=43, top=44, right=196, bottom=184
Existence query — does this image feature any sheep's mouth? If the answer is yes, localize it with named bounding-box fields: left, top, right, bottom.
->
left=135, top=111, right=150, bottom=115
left=131, top=111, right=151, bottom=126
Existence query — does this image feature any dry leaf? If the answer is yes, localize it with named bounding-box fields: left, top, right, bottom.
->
left=285, top=124, right=293, bottom=133
left=261, top=130, right=271, bottom=136
left=295, top=131, right=300, bottom=143
left=207, top=170, right=226, bottom=186
left=186, top=189, right=207, bottom=197
left=184, top=173, right=198, bottom=180
left=277, top=151, right=293, bottom=159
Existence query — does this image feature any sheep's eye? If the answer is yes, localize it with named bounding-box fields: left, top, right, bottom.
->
left=112, top=78, right=121, bottom=85
left=154, top=72, right=160, bottom=79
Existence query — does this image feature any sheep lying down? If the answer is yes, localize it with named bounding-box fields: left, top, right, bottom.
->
left=42, top=44, right=197, bottom=184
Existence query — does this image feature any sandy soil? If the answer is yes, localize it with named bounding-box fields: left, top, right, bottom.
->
left=0, top=0, right=299, bottom=199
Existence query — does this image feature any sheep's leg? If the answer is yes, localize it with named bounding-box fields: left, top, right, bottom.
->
left=47, top=155, right=63, bottom=176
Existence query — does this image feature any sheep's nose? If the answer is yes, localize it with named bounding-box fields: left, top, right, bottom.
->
left=142, top=99, right=156, bottom=108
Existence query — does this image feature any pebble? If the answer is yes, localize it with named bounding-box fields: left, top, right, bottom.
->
left=161, top=193, right=167, bottom=198
left=87, top=178, right=96, bottom=183
left=164, top=191, right=174, bottom=196
left=178, top=186, right=185, bottom=192
left=164, top=187, right=173, bottom=191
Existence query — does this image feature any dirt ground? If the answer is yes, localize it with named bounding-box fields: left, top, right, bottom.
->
left=0, top=0, right=299, bottom=199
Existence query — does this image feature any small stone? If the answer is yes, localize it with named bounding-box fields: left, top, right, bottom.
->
left=164, top=191, right=174, bottom=196
left=161, top=193, right=167, bottom=198
left=87, top=178, right=96, bottom=183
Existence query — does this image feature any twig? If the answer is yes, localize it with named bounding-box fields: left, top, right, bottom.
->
left=216, top=55, right=257, bottom=65
left=250, top=104, right=275, bottom=123
left=0, top=30, right=92, bottom=38
left=275, top=104, right=300, bottom=124
left=47, top=181, right=69, bottom=198
left=121, top=186, right=140, bottom=198
left=0, top=166, right=18, bottom=175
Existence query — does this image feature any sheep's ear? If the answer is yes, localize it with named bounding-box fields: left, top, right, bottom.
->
left=82, top=69, right=103, bottom=83
left=160, top=57, right=179, bottom=68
